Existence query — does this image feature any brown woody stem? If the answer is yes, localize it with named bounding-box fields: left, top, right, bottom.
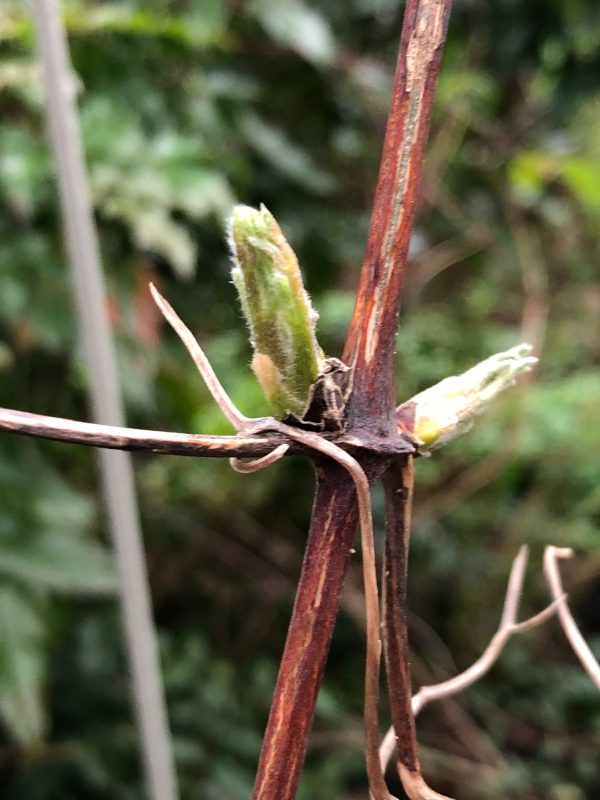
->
left=251, top=466, right=360, bottom=800
left=383, top=458, right=454, bottom=800
left=252, top=2, right=455, bottom=798
left=344, top=0, right=453, bottom=434
left=382, top=458, right=419, bottom=772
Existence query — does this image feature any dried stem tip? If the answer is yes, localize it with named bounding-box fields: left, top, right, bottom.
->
left=397, top=343, right=538, bottom=449
left=230, top=204, right=324, bottom=418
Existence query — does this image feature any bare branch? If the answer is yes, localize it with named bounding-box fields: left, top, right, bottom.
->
left=544, top=546, right=600, bottom=689
left=0, top=407, right=289, bottom=459
left=149, top=283, right=248, bottom=431
left=343, top=0, right=454, bottom=432
left=380, top=546, right=561, bottom=773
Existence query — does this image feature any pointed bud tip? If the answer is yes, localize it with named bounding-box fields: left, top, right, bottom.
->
left=228, top=203, right=324, bottom=417
left=231, top=204, right=276, bottom=239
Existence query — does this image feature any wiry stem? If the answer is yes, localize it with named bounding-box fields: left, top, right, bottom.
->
left=251, top=470, right=360, bottom=800
left=544, top=546, right=600, bottom=689
left=0, top=407, right=289, bottom=459
left=383, top=459, right=453, bottom=800
left=230, top=444, right=290, bottom=473
left=379, top=546, right=563, bottom=773
left=149, top=283, right=249, bottom=431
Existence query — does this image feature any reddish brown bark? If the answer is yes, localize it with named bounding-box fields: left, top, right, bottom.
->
left=382, top=457, right=419, bottom=773
left=344, top=0, right=453, bottom=435
left=252, top=465, right=359, bottom=800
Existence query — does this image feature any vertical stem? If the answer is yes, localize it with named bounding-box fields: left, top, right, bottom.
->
left=382, top=458, right=419, bottom=774
left=343, top=0, right=453, bottom=435
left=253, top=3, right=455, bottom=798
left=252, top=465, right=359, bottom=800
left=383, top=459, right=452, bottom=799
left=30, top=4, right=178, bottom=800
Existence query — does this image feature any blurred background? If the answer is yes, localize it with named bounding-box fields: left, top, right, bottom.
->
left=1, top=0, right=600, bottom=798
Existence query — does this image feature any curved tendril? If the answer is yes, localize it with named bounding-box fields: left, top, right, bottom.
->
left=229, top=443, right=289, bottom=473
left=149, top=283, right=248, bottom=431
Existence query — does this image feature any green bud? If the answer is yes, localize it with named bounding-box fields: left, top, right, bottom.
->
left=229, top=204, right=324, bottom=417
left=397, top=344, right=538, bottom=450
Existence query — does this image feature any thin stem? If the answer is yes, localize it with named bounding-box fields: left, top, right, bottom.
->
left=500, top=544, right=529, bottom=628
left=379, top=546, right=562, bottom=773
left=0, top=407, right=288, bottom=459
left=382, top=459, right=453, bottom=800
left=544, top=546, right=600, bottom=689
left=149, top=283, right=248, bottom=431
left=343, top=0, right=454, bottom=433
left=229, top=444, right=290, bottom=473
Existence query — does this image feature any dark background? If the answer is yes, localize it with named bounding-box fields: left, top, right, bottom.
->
left=1, top=1, right=599, bottom=798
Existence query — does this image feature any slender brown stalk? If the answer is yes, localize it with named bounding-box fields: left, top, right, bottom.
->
left=379, top=546, right=562, bottom=772
left=383, top=458, right=453, bottom=800
left=382, top=459, right=418, bottom=776
left=0, top=407, right=287, bottom=459
left=544, top=547, right=600, bottom=689
left=382, top=458, right=417, bottom=771
left=149, top=283, right=249, bottom=431
left=344, top=0, right=453, bottom=433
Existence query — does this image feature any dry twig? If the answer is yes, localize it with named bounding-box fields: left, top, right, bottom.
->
left=380, top=546, right=562, bottom=772
left=543, top=546, right=600, bottom=689
left=150, top=284, right=249, bottom=431
left=0, top=407, right=289, bottom=460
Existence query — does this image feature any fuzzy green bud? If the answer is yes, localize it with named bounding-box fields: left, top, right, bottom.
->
left=229, top=204, right=325, bottom=417
left=397, top=344, right=538, bottom=450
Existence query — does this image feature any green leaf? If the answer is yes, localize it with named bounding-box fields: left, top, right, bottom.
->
left=0, top=530, right=117, bottom=596
left=239, top=114, right=335, bottom=194
left=250, top=0, right=336, bottom=66
left=0, top=585, right=46, bottom=746
left=0, top=449, right=116, bottom=595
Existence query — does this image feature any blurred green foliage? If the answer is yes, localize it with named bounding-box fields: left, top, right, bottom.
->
left=1, top=0, right=599, bottom=798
